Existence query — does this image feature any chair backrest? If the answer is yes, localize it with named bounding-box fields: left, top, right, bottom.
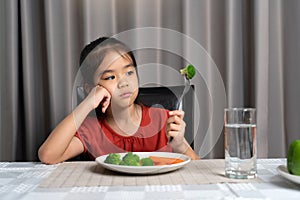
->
left=136, top=85, right=195, bottom=149
left=76, top=85, right=195, bottom=149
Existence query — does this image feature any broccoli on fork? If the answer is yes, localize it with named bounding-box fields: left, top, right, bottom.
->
left=180, top=64, right=196, bottom=80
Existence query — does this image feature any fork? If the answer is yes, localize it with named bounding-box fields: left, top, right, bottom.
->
left=176, top=79, right=191, bottom=110
left=169, top=78, right=191, bottom=143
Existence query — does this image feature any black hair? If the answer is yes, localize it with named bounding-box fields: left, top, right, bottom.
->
left=80, top=37, right=108, bottom=66
left=79, top=37, right=137, bottom=85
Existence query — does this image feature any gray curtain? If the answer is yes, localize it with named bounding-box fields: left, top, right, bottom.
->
left=0, top=0, right=299, bottom=161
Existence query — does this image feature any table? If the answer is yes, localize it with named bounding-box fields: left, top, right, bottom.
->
left=1, top=159, right=300, bottom=199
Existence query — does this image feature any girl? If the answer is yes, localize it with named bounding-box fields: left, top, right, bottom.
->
left=38, top=37, right=199, bottom=164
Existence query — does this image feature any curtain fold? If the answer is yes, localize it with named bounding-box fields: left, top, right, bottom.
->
left=269, top=0, right=285, bottom=157
left=20, top=0, right=48, bottom=160
left=226, top=0, right=245, bottom=107
left=0, top=0, right=19, bottom=160
left=1, top=0, right=299, bottom=161
left=282, top=0, right=300, bottom=148
left=44, top=0, right=80, bottom=128
left=254, top=0, right=269, bottom=158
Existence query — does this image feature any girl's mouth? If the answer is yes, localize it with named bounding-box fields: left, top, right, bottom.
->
left=119, top=92, right=132, bottom=98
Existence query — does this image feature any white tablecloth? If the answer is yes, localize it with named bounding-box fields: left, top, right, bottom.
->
left=1, top=159, right=300, bottom=200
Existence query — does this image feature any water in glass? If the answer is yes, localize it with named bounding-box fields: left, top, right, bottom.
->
left=225, top=123, right=257, bottom=179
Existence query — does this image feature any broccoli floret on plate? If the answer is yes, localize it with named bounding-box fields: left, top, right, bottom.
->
left=120, top=152, right=141, bottom=166
left=104, top=153, right=122, bottom=165
left=141, top=157, right=154, bottom=166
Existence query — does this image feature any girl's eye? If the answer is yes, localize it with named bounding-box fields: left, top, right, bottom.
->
left=126, top=70, right=135, bottom=76
left=103, top=75, right=115, bottom=80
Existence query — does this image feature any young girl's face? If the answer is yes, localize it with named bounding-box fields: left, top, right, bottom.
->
left=93, top=51, right=138, bottom=108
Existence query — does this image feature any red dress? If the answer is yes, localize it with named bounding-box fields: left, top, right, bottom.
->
left=75, top=105, right=172, bottom=159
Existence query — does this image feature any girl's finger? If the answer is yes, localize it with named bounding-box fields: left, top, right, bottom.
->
left=167, top=131, right=178, bottom=138
left=101, top=98, right=110, bottom=112
left=167, top=115, right=182, bottom=125
left=168, top=123, right=180, bottom=131
left=169, top=110, right=185, bottom=119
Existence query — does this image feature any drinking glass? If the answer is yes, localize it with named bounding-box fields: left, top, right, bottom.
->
left=224, top=108, right=257, bottom=179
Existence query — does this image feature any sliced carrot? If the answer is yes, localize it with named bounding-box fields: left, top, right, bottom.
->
left=149, top=156, right=184, bottom=165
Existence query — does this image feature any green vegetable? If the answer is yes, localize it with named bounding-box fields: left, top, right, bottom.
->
left=287, top=140, right=300, bottom=175
left=104, top=152, right=156, bottom=166
left=104, top=153, right=122, bottom=165
left=141, top=157, right=154, bottom=166
left=180, top=64, right=196, bottom=79
left=120, top=152, right=141, bottom=166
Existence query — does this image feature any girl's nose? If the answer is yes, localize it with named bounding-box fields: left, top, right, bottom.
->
left=118, top=77, right=129, bottom=88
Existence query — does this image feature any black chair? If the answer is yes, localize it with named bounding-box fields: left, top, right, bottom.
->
left=136, top=85, right=195, bottom=149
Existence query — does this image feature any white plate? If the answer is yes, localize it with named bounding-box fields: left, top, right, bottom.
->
left=95, top=152, right=191, bottom=174
left=277, top=165, right=300, bottom=184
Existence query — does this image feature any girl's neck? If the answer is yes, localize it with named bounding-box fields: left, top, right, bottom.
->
left=105, top=104, right=142, bottom=136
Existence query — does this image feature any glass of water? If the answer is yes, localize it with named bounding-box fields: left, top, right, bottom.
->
left=224, top=108, right=257, bottom=179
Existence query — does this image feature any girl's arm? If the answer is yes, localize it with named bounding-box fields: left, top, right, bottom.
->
left=166, top=110, right=200, bottom=160
left=38, top=85, right=111, bottom=164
